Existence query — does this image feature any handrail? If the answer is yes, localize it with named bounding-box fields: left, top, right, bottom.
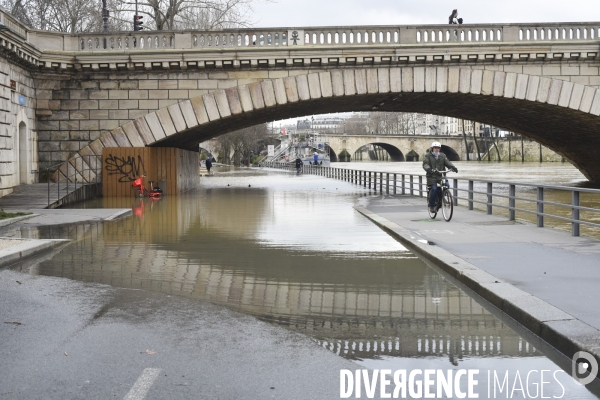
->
left=46, top=155, right=101, bottom=208
left=261, top=161, right=600, bottom=237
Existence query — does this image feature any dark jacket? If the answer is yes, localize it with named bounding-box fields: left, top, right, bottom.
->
left=422, top=151, right=455, bottom=185
left=294, top=158, right=303, bottom=168
left=205, top=158, right=212, bottom=169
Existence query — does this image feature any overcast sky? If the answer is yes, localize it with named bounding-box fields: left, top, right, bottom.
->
left=251, top=0, right=600, bottom=125
left=253, top=0, right=600, bottom=27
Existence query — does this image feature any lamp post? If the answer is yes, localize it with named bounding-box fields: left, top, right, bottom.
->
left=102, top=0, right=109, bottom=32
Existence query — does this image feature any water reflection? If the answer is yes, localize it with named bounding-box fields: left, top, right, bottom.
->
left=6, top=169, right=599, bottom=398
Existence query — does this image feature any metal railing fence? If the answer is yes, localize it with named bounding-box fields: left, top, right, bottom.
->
left=45, top=155, right=102, bottom=208
left=261, top=161, right=600, bottom=237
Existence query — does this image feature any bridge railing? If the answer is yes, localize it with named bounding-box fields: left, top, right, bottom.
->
left=262, top=161, right=600, bottom=238
left=22, top=22, right=600, bottom=52
left=0, top=8, right=28, bottom=39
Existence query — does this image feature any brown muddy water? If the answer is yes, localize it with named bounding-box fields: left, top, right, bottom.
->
left=7, top=167, right=600, bottom=398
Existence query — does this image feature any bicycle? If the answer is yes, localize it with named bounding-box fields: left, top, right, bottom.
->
left=131, top=175, right=162, bottom=199
left=426, top=169, right=454, bottom=221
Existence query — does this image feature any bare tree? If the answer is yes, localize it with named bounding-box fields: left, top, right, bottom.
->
left=120, top=0, right=270, bottom=31
left=214, top=123, right=274, bottom=165
left=2, top=0, right=269, bottom=33
left=1, top=0, right=127, bottom=32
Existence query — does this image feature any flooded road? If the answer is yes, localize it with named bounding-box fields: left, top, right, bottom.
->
left=7, top=167, right=600, bottom=398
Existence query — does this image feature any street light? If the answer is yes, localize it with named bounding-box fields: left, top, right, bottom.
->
left=102, top=0, right=109, bottom=32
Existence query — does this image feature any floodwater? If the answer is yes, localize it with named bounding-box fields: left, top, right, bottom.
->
left=8, top=167, right=600, bottom=398
left=336, top=161, right=589, bottom=187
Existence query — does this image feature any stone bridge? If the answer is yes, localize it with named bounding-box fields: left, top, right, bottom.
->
left=1, top=11, right=600, bottom=191
left=323, top=134, right=466, bottom=162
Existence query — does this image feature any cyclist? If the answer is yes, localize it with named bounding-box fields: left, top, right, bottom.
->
left=294, top=156, right=303, bottom=174
left=423, top=141, right=458, bottom=213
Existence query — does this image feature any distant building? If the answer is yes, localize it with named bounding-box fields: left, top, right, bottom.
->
left=297, top=119, right=311, bottom=130
left=312, top=118, right=343, bottom=130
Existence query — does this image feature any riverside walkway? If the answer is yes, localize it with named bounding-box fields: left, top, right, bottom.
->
left=0, top=182, right=101, bottom=210
left=356, top=193, right=600, bottom=369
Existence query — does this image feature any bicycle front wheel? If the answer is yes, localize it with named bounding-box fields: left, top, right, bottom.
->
left=442, top=190, right=453, bottom=221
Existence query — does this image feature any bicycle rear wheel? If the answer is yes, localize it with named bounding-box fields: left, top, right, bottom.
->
left=442, top=190, right=453, bottom=221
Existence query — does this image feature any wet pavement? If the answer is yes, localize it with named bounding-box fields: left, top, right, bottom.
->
left=0, top=269, right=355, bottom=400
left=1, top=167, right=599, bottom=399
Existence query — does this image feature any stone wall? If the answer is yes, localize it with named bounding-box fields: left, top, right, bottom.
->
left=0, top=58, right=37, bottom=197
left=34, top=70, right=283, bottom=169
left=473, top=138, right=564, bottom=162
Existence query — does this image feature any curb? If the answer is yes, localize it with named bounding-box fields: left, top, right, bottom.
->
left=354, top=205, right=600, bottom=370
left=105, top=209, right=132, bottom=221
left=0, top=214, right=38, bottom=227
left=0, top=238, right=70, bottom=269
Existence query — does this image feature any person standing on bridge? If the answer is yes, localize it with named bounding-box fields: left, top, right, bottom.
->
left=449, top=9, right=463, bottom=24
left=423, top=141, right=458, bottom=213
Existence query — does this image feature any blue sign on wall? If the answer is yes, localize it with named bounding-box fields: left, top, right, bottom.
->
left=18, top=95, right=26, bottom=105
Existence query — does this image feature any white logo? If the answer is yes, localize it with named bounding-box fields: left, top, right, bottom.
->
left=572, top=351, right=599, bottom=385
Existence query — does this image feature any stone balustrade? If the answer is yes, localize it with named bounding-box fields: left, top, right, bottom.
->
left=22, top=22, right=600, bottom=53
left=0, top=9, right=27, bottom=39
left=0, top=19, right=595, bottom=73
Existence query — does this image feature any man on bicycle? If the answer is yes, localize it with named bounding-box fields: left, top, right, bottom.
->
left=423, top=142, right=458, bottom=213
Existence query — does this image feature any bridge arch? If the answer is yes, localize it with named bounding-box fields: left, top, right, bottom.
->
left=65, top=66, right=600, bottom=182
left=324, top=144, right=338, bottom=162
left=440, top=145, right=460, bottom=162
left=352, top=143, right=405, bottom=162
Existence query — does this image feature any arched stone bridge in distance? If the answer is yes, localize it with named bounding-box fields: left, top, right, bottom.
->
left=199, top=134, right=465, bottom=163
left=322, top=134, right=466, bottom=162
left=11, top=20, right=600, bottom=181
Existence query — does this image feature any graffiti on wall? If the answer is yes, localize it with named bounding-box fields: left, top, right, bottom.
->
left=105, top=154, right=145, bottom=182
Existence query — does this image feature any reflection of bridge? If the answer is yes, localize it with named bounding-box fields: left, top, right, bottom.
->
left=2, top=12, right=600, bottom=181
left=10, top=193, right=539, bottom=361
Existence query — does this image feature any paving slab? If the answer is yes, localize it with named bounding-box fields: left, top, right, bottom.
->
left=1, top=208, right=132, bottom=227
left=0, top=237, right=70, bottom=268
left=356, top=194, right=600, bottom=368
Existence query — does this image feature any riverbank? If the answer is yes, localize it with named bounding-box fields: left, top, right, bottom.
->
left=356, top=193, right=600, bottom=376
